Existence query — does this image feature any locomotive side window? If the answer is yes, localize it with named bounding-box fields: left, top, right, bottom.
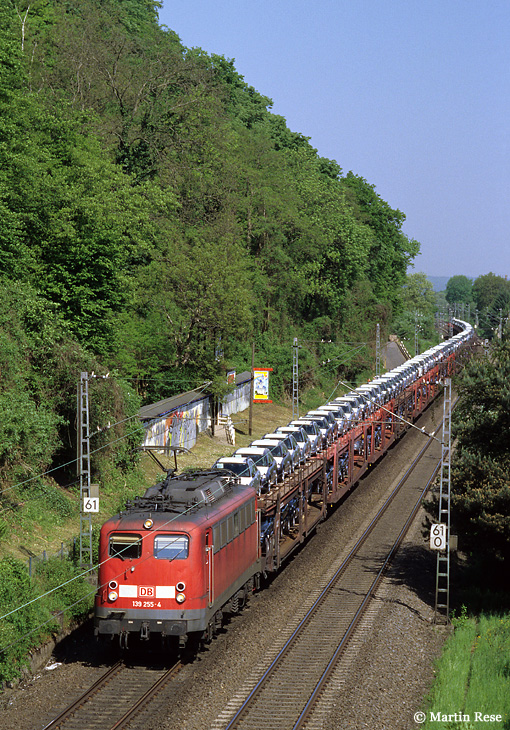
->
left=220, top=520, right=227, bottom=548
left=212, top=501, right=257, bottom=554
left=154, top=534, right=189, bottom=560
left=109, top=534, right=142, bottom=560
left=246, top=500, right=255, bottom=526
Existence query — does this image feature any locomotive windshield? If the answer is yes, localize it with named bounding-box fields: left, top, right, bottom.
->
left=109, top=534, right=142, bottom=560
left=154, top=534, right=189, bottom=560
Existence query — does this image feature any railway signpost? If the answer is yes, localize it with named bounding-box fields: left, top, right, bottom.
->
left=78, top=371, right=94, bottom=568
left=83, top=497, right=100, bottom=513
left=430, top=523, right=447, bottom=551
left=434, top=377, right=452, bottom=624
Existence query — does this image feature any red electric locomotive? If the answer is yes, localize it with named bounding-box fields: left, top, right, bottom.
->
left=94, top=470, right=260, bottom=647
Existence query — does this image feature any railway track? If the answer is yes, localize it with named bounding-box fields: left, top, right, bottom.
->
left=41, top=659, right=181, bottom=730
left=39, top=402, right=449, bottom=730
left=210, top=415, right=447, bottom=730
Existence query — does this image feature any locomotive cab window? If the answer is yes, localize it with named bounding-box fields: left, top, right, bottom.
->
left=154, top=534, right=189, bottom=560
left=109, top=534, right=142, bottom=560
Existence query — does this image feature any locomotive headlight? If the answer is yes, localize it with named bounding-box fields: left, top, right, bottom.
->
left=108, top=590, right=118, bottom=602
left=176, top=592, right=186, bottom=604
left=143, top=518, right=154, bottom=529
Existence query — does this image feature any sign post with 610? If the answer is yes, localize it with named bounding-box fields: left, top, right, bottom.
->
left=430, top=523, right=447, bottom=551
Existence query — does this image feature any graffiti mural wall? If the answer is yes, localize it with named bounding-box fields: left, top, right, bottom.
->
left=141, top=373, right=251, bottom=452
left=143, top=397, right=210, bottom=452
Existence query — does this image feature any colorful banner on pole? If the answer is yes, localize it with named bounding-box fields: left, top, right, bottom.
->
left=253, top=368, right=273, bottom=403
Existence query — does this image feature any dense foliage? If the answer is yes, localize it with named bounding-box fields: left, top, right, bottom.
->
left=390, top=272, right=437, bottom=353
left=0, top=0, right=425, bottom=494
left=1, top=0, right=418, bottom=382
left=446, top=275, right=473, bottom=306
left=472, top=273, right=510, bottom=339
left=451, top=337, right=510, bottom=578
left=0, top=555, right=93, bottom=681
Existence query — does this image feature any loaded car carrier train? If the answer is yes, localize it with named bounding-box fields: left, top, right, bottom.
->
left=95, top=320, right=474, bottom=648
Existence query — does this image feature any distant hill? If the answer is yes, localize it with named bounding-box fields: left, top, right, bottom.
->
left=427, top=276, right=450, bottom=292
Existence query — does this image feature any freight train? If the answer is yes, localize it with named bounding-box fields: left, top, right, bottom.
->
left=94, top=320, right=474, bottom=648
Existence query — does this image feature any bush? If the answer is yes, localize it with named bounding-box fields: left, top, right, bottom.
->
left=0, top=554, right=94, bottom=683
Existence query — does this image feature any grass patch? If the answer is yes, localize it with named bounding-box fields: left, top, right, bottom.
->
left=422, top=608, right=510, bottom=728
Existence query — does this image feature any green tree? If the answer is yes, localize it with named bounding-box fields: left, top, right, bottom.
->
left=472, top=272, right=510, bottom=311
left=450, top=338, right=510, bottom=572
left=445, top=275, right=473, bottom=305
left=472, top=273, right=510, bottom=339
left=342, top=173, right=420, bottom=313
left=401, top=272, right=436, bottom=312
left=391, top=272, right=436, bottom=348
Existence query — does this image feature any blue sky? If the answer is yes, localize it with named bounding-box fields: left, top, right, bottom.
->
left=158, top=0, right=510, bottom=279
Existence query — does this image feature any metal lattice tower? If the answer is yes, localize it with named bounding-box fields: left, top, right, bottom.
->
left=434, top=378, right=451, bottom=623
left=375, top=323, right=381, bottom=377
left=292, top=338, right=299, bottom=420
left=78, top=372, right=93, bottom=567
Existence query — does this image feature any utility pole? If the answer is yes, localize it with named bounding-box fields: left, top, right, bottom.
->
left=414, top=311, right=421, bottom=356
left=292, top=338, right=300, bottom=420
left=77, top=373, right=93, bottom=568
left=375, top=323, right=381, bottom=377
left=249, top=341, right=255, bottom=436
left=434, top=378, right=452, bottom=623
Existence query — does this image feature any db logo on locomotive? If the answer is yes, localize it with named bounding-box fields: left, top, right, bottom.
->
left=138, top=586, right=155, bottom=598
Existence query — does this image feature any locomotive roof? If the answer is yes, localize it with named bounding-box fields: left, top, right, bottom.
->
left=121, top=469, right=250, bottom=517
